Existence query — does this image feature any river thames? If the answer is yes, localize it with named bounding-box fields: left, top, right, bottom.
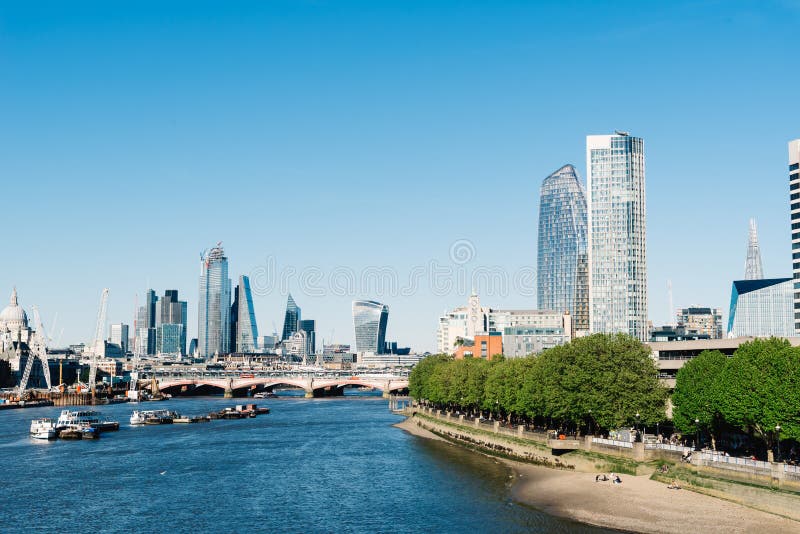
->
left=1, top=394, right=611, bottom=533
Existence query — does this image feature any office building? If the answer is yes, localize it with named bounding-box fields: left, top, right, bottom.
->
left=156, top=289, right=188, bottom=355
left=790, top=139, right=800, bottom=333
left=728, top=278, right=794, bottom=338
left=352, top=300, right=389, bottom=354
left=198, top=244, right=232, bottom=358
left=436, top=292, right=489, bottom=354
left=537, top=164, right=589, bottom=333
left=453, top=332, right=502, bottom=360
left=156, top=323, right=185, bottom=355
left=259, top=335, right=276, bottom=351
left=109, top=323, right=129, bottom=354
left=231, top=275, right=258, bottom=353
left=675, top=306, right=723, bottom=339
left=135, top=289, right=158, bottom=355
left=299, top=319, right=316, bottom=356
left=281, top=294, right=301, bottom=341
left=587, top=132, right=648, bottom=341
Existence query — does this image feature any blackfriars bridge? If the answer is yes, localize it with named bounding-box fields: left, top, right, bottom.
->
left=139, top=369, right=410, bottom=398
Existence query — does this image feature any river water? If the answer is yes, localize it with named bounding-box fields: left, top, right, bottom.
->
left=1, top=394, right=611, bottom=533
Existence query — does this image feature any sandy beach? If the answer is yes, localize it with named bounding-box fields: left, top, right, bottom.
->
left=397, top=415, right=800, bottom=533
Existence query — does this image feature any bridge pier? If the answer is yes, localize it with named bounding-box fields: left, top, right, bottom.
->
left=224, top=378, right=234, bottom=398
left=304, top=390, right=313, bottom=398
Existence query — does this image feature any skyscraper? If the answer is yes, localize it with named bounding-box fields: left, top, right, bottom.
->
left=109, top=323, right=129, bottom=353
left=744, top=218, right=764, bottom=280
left=789, top=139, right=800, bottom=333
left=537, top=164, right=589, bottom=333
left=281, top=293, right=301, bottom=341
left=232, top=275, right=258, bottom=353
left=352, top=300, right=389, bottom=354
left=586, top=132, right=648, bottom=341
left=156, top=289, right=188, bottom=355
left=299, top=319, right=316, bottom=356
left=135, top=289, right=158, bottom=355
left=198, top=244, right=231, bottom=358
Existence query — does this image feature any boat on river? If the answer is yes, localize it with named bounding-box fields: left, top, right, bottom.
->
left=131, top=409, right=174, bottom=425
left=56, top=410, right=120, bottom=432
left=58, top=424, right=99, bottom=440
left=30, top=418, right=57, bottom=440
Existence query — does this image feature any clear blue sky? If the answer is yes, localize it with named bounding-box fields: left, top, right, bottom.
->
left=2, top=1, right=799, bottom=351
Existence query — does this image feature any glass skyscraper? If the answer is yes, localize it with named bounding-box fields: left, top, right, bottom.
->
left=299, top=319, right=316, bottom=355
left=352, top=300, right=389, bottom=354
left=728, top=278, right=794, bottom=337
left=232, top=275, right=259, bottom=353
left=537, top=164, right=588, bottom=333
left=586, top=133, right=648, bottom=341
left=198, top=244, right=231, bottom=358
left=157, top=289, right=187, bottom=355
left=281, top=293, right=301, bottom=341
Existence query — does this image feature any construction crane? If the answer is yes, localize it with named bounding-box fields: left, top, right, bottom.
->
left=129, top=293, right=141, bottom=399
left=88, top=288, right=109, bottom=397
left=17, top=306, right=53, bottom=396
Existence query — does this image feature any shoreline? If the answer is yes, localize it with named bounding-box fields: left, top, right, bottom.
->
left=397, top=413, right=799, bottom=533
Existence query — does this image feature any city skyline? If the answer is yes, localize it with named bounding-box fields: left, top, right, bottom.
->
left=3, top=2, right=800, bottom=351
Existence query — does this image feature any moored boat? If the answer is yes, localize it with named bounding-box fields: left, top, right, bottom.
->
left=131, top=409, right=174, bottom=425
left=30, top=418, right=57, bottom=440
left=56, top=410, right=119, bottom=432
left=58, top=424, right=99, bottom=440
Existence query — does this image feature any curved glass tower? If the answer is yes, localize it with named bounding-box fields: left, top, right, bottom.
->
left=352, top=300, right=389, bottom=354
left=537, top=164, right=588, bottom=332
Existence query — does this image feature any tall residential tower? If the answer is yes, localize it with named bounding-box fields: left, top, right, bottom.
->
left=790, top=139, right=800, bottom=333
left=586, top=132, right=648, bottom=341
left=537, top=164, right=589, bottom=333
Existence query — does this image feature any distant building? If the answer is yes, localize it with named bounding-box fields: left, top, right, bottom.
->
left=284, top=330, right=308, bottom=362
left=789, top=139, right=800, bottom=333
left=231, top=275, right=258, bottom=353
left=109, top=323, right=129, bottom=354
left=188, top=338, right=198, bottom=357
left=436, top=293, right=572, bottom=357
left=587, top=132, right=648, bottom=341
left=281, top=294, right=301, bottom=341
left=259, top=335, right=276, bottom=351
left=156, top=289, right=187, bottom=355
left=650, top=325, right=710, bottom=342
left=454, top=332, right=502, bottom=360
left=135, top=289, right=159, bottom=355
left=537, top=164, right=589, bottom=334
left=352, top=300, right=389, bottom=354
left=198, top=244, right=232, bottom=358
left=675, top=307, right=723, bottom=339
left=156, top=323, right=185, bottom=355
left=299, top=319, right=316, bottom=356
left=728, top=278, right=794, bottom=338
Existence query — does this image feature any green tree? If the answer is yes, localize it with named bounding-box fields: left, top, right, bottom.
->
left=408, top=354, right=451, bottom=401
left=672, top=350, right=727, bottom=449
left=533, top=334, right=667, bottom=431
left=716, top=338, right=800, bottom=457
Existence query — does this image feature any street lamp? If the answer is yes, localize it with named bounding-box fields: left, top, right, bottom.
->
left=635, top=412, right=640, bottom=442
left=776, top=425, right=782, bottom=462
left=695, top=418, right=700, bottom=451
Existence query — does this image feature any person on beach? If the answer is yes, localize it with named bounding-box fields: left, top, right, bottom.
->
left=612, top=475, right=622, bottom=485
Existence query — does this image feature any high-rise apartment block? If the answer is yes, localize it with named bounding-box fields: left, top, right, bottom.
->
left=537, top=164, right=589, bottom=333
left=586, top=132, right=648, bottom=341
left=789, top=139, right=800, bottom=333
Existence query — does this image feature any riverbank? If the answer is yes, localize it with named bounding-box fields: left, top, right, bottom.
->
left=398, top=412, right=800, bottom=533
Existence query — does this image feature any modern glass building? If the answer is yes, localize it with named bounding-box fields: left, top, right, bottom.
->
left=109, top=323, right=129, bottom=354
left=157, top=289, right=187, bottom=354
left=198, top=244, right=231, bottom=358
left=728, top=278, right=794, bottom=338
left=586, top=133, right=648, bottom=341
left=281, top=293, right=301, bottom=341
left=299, top=319, right=316, bottom=355
left=789, top=139, right=800, bottom=333
left=537, top=164, right=588, bottom=333
left=156, top=323, right=185, bottom=355
left=352, top=300, right=389, bottom=354
left=232, top=275, right=259, bottom=353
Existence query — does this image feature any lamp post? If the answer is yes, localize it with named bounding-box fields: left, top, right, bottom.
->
left=695, top=418, right=700, bottom=451
left=776, top=425, right=782, bottom=462
left=635, top=412, right=640, bottom=442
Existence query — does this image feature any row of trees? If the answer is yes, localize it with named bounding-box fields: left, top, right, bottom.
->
left=409, top=333, right=668, bottom=433
left=672, top=337, right=800, bottom=454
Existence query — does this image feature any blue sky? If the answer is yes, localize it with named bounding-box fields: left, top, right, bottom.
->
left=2, top=1, right=799, bottom=351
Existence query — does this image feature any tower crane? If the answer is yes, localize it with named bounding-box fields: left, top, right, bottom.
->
left=17, top=306, right=53, bottom=396
left=88, top=288, right=109, bottom=397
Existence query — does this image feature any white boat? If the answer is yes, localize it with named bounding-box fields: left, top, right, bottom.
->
left=130, top=409, right=173, bottom=425
left=56, top=410, right=120, bottom=431
left=30, top=418, right=57, bottom=440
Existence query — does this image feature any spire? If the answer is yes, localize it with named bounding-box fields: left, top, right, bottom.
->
left=10, top=287, right=17, bottom=306
left=744, top=218, right=764, bottom=280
